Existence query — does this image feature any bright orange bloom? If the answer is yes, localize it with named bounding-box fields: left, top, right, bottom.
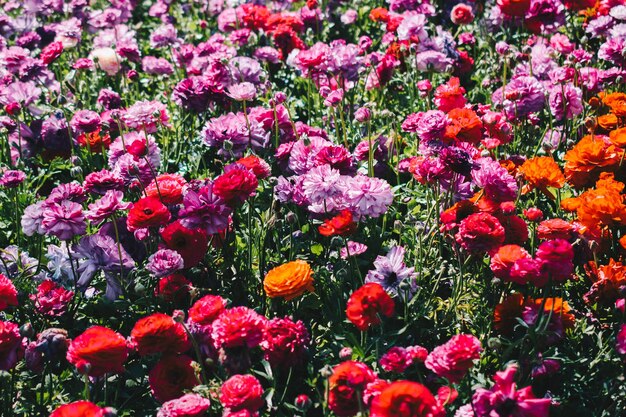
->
left=584, top=259, right=626, bottom=306
left=263, top=260, right=314, bottom=300
left=528, top=297, right=575, bottom=330
left=563, top=135, right=620, bottom=189
left=77, top=129, right=111, bottom=153
left=518, top=156, right=565, bottom=198
left=602, top=92, right=626, bottom=117
left=609, top=127, right=626, bottom=147
left=597, top=113, right=618, bottom=131
left=444, top=108, right=483, bottom=144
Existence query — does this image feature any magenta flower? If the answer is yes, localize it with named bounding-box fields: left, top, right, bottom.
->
left=85, top=190, right=131, bottom=223
left=425, top=334, right=482, bottom=383
left=41, top=201, right=87, bottom=241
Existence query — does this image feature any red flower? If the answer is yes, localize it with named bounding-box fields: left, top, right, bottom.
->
left=219, top=374, right=264, bottom=413
left=0, top=274, right=18, bottom=311
left=145, top=173, right=187, bottom=205
left=30, top=280, right=73, bottom=317
left=189, top=295, right=226, bottom=326
left=328, top=361, right=377, bottom=417
left=66, top=326, right=129, bottom=377
left=261, top=317, right=310, bottom=368
left=155, top=274, right=192, bottom=304
left=211, top=306, right=267, bottom=349
left=149, top=354, right=200, bottom=403
left=77, top=129, right=111, bottom=153
left=370, top=381, right=439, bottom=417
left=239, top=4, right=270, bottom=30
left=496, top=0, right=531, bottom=16
left=161, top=220, right=209, bottom=268
left=346, top=283, right=394, bottom=331
left=236, top=155, right=271, bottom=179
left=433, top=77, right=466, bottom=113
left=0, top=320, right=24, bottom=371
left=213, top=166, right=259, bottom=207
left=127, top=196, right=171, bottom=231
left=130, top=313, right=191, bottom=356
left=455, top=212, right=505, bottom=255
left=319, top=210, right=357, bottom=237
left=40, top=41, right=64, bottom=65
left=450, top=4, right=474, bottom=25
left=272, top=24, right=305, bottom=57
left=50, top=401, right=105, bottom=417
left=490, top=245, right=531, bottom=283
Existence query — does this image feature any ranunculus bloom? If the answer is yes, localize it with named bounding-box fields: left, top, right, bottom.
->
left=490, top=245, right=532, bottom=284
left=518, top=156, right=565, bottom=198
left=497, top=0, right=531, bottom=16
left=155, top=274, right=192, bottom=304
left=263, top=260, right=314, bottom=300
left=617, top=324, right=626, bottom=358
left=450, top=4, right=474, bottom=25
left=370, top=381, right=439, bottom=417
left=66, top=326, right=130, bottom=377
left=535, top=239, right=574, bottom=283
left=425, top=334, right=482, bottom=383
left=161, top=220, right=209, bottom=268
left=213, top=165, right=259, bottom=207
left=379, top=347, right=411, bottom=373
left=346, top=283, right=394, bottom=331
left=236, top=155, right=271, bottom=179
left=50, top=401, right=105, bottom=417
left=455, top=212, right=505, bottom=255
left=0, top=274, right=18, bottom=311
left=220, top=374, right=264, bottom=414
left=90, top=47, right=121, bottom=75
left=149, top=354, right=200, bottom=403
left=328, top=361, right=377, bottom=416
left=127, top=196, right=171, bottom=231
left=145, top=173, right=187, bottom=205
left=261, top=317, right=310, bottom=368
left=0, top=320, right=24, bottom=371
left=319, top=210, right=357, bottom=236
left=157, top=393, right=211, bottom=417
left=130, top=313, right=191, bottom=356
left=189, top=295, right=226, bottom=326
left=433, top=77, right=466, bottom=113
left=211, top=306, right=267, bottom=349
left=30, top=280, right=73, bottom=317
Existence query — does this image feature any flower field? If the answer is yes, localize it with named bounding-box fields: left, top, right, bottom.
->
left=1, top=0, right=626, bottom=415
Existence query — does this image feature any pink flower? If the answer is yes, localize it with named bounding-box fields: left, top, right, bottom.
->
left=157, top=393, right=211, bottom=417
left=227, top=82, right=257, bottom=101
left=85, top=190, right=131, bottom=223
left=122, top=100, right=171, bottom=133
left=472, top=365, right=552, bottom=417
left=220, top=374, right=264, bottom=415
left=41, top=200, right=87, bottom=241
left=379, top=347, right=411, bottom=372
left=425, top=334, right=482, bottom=383
left=616, top=324, right=626, bottom=358
left=0, top=274, right=18, bottom=311
left=0, top=320, right=25, bottom=371
left=261, top=317, right=310, bottom=368
left=455, top=213, right=505, bottom=255
left=30, top=280, right=74, bottom=317
left=211, top=307, right=267, bottom=350
left=535, top=239, right=574, bottom=283
left=340, top=241, right=368, bottom=259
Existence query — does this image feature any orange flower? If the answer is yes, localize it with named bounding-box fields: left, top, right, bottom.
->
left=597, top=113, right=618, bottom=131
left=518, top=156, right=565, bottom=198
left=444, top=108, right=483, bottom=144
left=609, top=127, right=626, bottom=148
left=77, top=129, right=111, bottom=153
left=493, top=293, right=525, bottom=336
left=528, top=297, right=575, bottom=330
left=563, top=135, right=620, bottom=189
left=263, top=260, right=314, bottom=300
left=584, top=259, right=626, bottom=306
left=602, top=92, right=626, bottom=117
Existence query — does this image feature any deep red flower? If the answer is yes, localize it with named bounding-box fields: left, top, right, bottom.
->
left=496, top=0, right=531, bottom=16
left=328, top=361, right=377, bottom=417
left=239, top=4, right=270, bottom=30
left=127, top=196, right=171, bottom=231
left=66, top=326, right=129, bottom=377
left=130, top=313, right=191, bottom=356
left=272, top=24, right=305, bottom=57
left=30, top=280, right=73, bottom=317
left=40, top=41, right=64, bottom=65
left=161, top=220, right=209, bottom=268
left=346, top=283, right=394, bottom=331
left=319, top=210, right=357, bottom=237
left=0, top=274, right=18, bottom=311
left=0, top=320, right=24, bottom=371
left=455, top=212, right=505, bottom=255
left=155, top=274, right=192, bottom=304
left=219, top=374, right=264, bottom=413
left=188, top=295, right=226, bottom=326
left=149, top=354, right=200, bottom=403
left=50, top=401, right=105, bottom=417
left=236, top=155, right=271, bottom=179
left=370, top=381, right=439, bottom=417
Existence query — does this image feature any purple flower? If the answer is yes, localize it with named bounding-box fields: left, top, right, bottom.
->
left=70, top=109, right=101, bottom=134
left=402, top=110, right=449, bottom=142
left=85, top=190, right=131, bottom=223
left=340, top=241, right=368, bottom=259
left=201, top=112, right=270, bottom=159
left=142, top=56, right=174, bottom=75
left=342, top=175, right=393, bottom=218
left=22, top=201, right=47, bottom=237
left=150, top=24, right=179, bottom=48
left=599, top=38, right=626, bottom=67
left=179, top=184, right=232, bottom=235
left=415, top=50, right=453, bottom=72
left=397, top=12, right=428, bottom=41
left=365, top=246, right=417, bottom=298
left=471, top=157, right=518, bottom=202
left=146, top=249, right=184, bottom=278
left=172, top=77, right=215, bottom=113
left=0, top=169, right=25, bottom=188
left=525, top=0, right=566, bottom=34
left=548, top=83, right=583, bottom=121
left=73, top=233, right=135, bottom=299
left=41, top=201, right=87, bottom=241
left=492, top=76, right=546, bottom=119
left=301, top=164, right=346, bottom=213
left=97, top=88, right=122, bottom=110
left=41, top=114, right=71, bottom=152
left=48, top=182, right=87, bottom=204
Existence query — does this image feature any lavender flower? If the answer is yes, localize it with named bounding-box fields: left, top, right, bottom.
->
left=22, top=201, right=47, bottom=237
left=179, top=184, right=232, bottom=235
left=122, top=100, right=170, bottom=133
left=146, top=249, right=184, bottom=278
left=365, top=246, right=417, bottom=298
